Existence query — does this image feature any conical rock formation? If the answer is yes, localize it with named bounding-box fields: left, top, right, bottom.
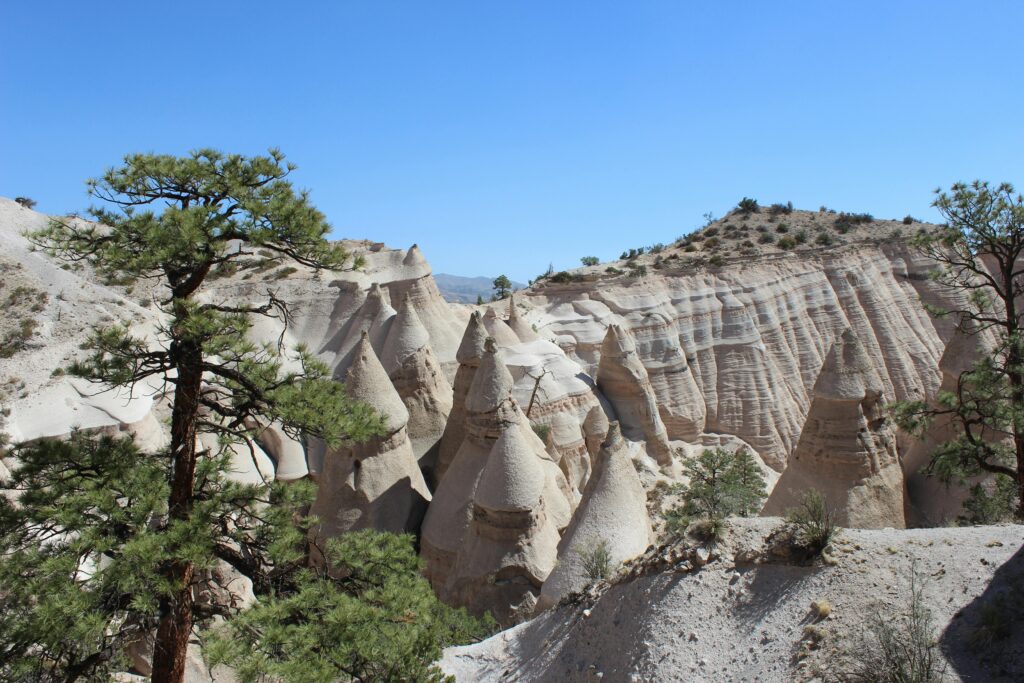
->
left=763, top=329, right=906, bottom=528
left=596, top=324, right=673, bottom=465
left=507, top=294, right=540, bottom=342
left=434, top=311, right=488, bottom=483
left=310, top=333, right=431, bottom=548
left=537, top=422, right=653, bottom=611
left=329, top=282, right=396, bottom=378
left=483, top=305, right=521, bottom=347
left=446, top=423, right=561, bottom=625
left=421, top=338, right=518, bottom=589
left=380, top=294, right=453, bottom=475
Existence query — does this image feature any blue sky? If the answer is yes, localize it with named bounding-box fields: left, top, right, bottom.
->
left=2, top=2, right=1022, bottom=282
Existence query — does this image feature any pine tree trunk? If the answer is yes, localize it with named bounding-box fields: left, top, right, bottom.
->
left=151, top=339, right=203, bottom=683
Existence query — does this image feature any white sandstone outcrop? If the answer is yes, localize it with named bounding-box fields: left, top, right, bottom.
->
left=506, top=294, right=540, bottom=342
left=483, top=305, right=521, bottom=347
left=502, top=337, right=607, bottom=499
left=446, top=423, right=561, bottom=625
left=595, top=324, right=673, bottom=465
left=310, top=333, right=430, bottom=546
left=434, top=311, right=488, bottom=483
left=537, top=421, right=654, bottom=611
left=421, top=338, right=519, bottom=589
left=762, top=329, right=907, bottom=528
left=380, top=294, right=453, bottom=472
left=525, top=240, right=966, bottom=473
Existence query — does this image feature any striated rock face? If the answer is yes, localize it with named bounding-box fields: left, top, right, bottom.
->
left=310, top=333, right=431, bottom=547
left=446, top=423, right=561, bottom=625
left=762, top=329, right=906, bottom=528
left=596, top=324, right=673, bottom=465
left=380, top=294, right=453, bottom=476
left=527, top=242, right=968, bottom=471
left=434, top=311, right=489, bottom=484
left=537, top=422, right=653, bottom=611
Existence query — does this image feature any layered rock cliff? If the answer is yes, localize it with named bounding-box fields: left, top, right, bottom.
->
left=521, top=239, right=965, bottom=473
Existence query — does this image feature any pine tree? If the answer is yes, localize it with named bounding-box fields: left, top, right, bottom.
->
left=894, top=181, right=1024, bottom=519
left=726, top=448, right=769, bottom=516
left=492, top=274, right=512, bottom=299
left=662, top=448, right=768, bottom=537
left=9, top=149, right=487, bottom=682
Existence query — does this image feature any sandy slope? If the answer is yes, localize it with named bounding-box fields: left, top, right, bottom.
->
left=0, top=198, right=163, bottom=444
left=441, top=518, right=1024, bottom=682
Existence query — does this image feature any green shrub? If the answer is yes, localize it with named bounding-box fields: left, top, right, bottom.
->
left=604, top=266, right=624, bottom=275
left=902, top=215, right=915, bottom=225
left=14, top=197, right=37, bottom=210
left=834, top=212, right=874, bottom=234
left=580, top=256, right=600, bottom=266
left=272, top=266, right=299, bottom=280
left=759, top=233, right=776, bottom=244
left=777, top=236, right=797, bottom=250
left=844, top=570, right=946, bottom=682
left=768, top=201, right=793, bottom=216
left=775, top=223, right=789, bottom=233
left=736, top=197, right=760, bottom=214
left=785, top=490, right=836, bottom=555
left=627, top=263, right=647, bottom=278
left=549, top=271, right=582, bottom=283
left=661, top=448, right=767, bottom=538
left=0, top=318, right=38, bottom=358
left=960, top=475, right=1018, bottom=524
left=208, top=261, right=239, bottom=280
left=689, top=517, right=727, bottom=542
left=576, top=539, right=614, bottom=581
left=815, top=232, right=834, bottom=246
left=708, top=254, right=725, bottom=267
left=794, top=229, right=808, bottom=244
left=531, top=422, right=552, bottom=442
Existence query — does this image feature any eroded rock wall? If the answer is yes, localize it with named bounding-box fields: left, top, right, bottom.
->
left=525, top=242, right=965, bottom=471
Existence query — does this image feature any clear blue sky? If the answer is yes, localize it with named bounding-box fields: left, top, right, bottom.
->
left=2, top=1, right=1022, bottom=282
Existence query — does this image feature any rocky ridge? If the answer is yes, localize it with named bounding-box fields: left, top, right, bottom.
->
left=1, top=197, right=1020, bottom=683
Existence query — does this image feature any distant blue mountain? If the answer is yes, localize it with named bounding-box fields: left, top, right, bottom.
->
left=433, top=273, right=527, bottom=304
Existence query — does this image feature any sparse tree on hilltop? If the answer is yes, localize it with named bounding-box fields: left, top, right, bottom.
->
left=492, top=274, right=512, bottom=299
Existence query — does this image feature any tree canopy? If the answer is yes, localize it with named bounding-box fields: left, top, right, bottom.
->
left=492, top=274, right=512, bottom=299
left=662, top=447, right=767, bottom=537
left=895, top=181, right=1024, bottom=520
left=6, top=149, right=487, bottom=682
